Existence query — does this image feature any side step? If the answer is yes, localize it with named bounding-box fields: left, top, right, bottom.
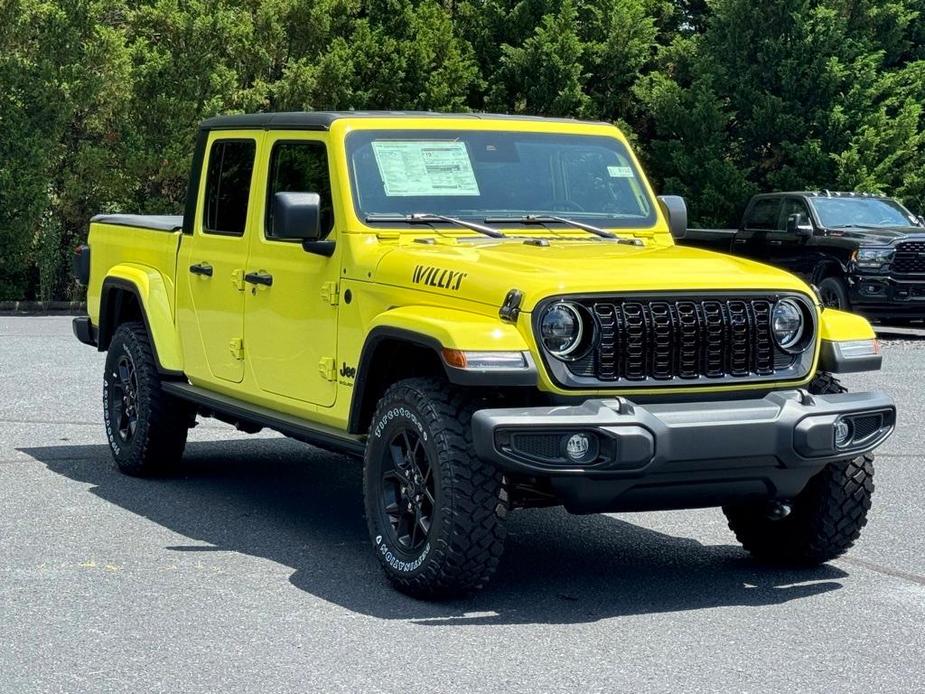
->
left=162, top=381, right=366, bottom=457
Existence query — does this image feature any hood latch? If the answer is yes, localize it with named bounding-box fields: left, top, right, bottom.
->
left=499, top=289, right=524, bottom=323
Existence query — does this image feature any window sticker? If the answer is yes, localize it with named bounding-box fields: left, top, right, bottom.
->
left=607, top=165, right=634, bottom=178
left=372, top=141, right=480, bottom=196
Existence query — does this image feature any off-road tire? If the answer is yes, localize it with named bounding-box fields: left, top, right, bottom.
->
left=363, top=378, right=507, bottom=599
left=723, top=372, right=874, bottom=564
left=818, top=276, right=850, bottom=310
left=103, top=322, right=191, bottom=476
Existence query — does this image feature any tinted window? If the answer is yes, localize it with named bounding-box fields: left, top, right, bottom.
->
left=204, top=140, right=256, bottom=235
left=266, top=141, right=334, bottom=238
left=745, top=198, right=782, bottom=230
left=346, top=130, right=656, bottom=228
left=781, top=198, right=811, bottom=228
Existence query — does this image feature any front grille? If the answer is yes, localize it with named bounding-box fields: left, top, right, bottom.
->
left=891, top=241, right=925, bottom=274
left=559, top=296, right=806, bottom=384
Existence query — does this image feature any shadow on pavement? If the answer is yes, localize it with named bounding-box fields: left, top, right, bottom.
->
left=22, top=438, right=847, bottom=625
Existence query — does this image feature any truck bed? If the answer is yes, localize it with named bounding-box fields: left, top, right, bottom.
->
left=86, top=215, right=186, bottom=328
left=682, top=227, right=737, bottom=253
left=91, top=214, right=184, bottom=232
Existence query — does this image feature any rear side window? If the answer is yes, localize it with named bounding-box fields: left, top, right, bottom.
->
left=203, top=139, right=256, bottom=235
left=745, top=198, right=782, bottom=230
left=266, top=141, right=334, bottom=238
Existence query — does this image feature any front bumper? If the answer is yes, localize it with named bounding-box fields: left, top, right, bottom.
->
left=472, top=390, right=895, bottom=513
left=849, top=274, right=925, bottom=317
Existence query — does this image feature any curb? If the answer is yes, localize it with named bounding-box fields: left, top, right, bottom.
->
left=0, top=301, right=87, bottom=315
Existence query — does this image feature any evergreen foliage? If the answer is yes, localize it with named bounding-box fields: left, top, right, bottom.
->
left=2, top=0, right=924, bottom=299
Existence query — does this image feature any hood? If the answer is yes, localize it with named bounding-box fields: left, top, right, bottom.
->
left=824, top=225, right=925, bottom=245
left=372, top=238, right=814, bottom=311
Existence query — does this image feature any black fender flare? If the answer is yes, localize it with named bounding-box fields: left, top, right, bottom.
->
left=811, top=259, right=848, bottom=286
left=347, top=327, right=447, bottom=435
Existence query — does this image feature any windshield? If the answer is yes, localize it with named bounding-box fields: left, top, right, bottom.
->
left=811, top=197, right=919, bottom=228
left=346, top=130, right=656, bottom=228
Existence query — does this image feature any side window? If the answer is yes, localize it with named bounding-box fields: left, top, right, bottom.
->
left=781, top=198, right=811, bottom=228
left=745, top=198, right=782, bottom=230
left=266, top=141, right=334, bottom=238
left=203, top=139, right=256, bottom=236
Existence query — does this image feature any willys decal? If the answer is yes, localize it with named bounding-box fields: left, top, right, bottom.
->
left=411, top=265, right=468, bottom=291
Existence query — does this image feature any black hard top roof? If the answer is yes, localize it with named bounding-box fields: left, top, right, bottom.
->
left=199, top=110, right=610, bottom=131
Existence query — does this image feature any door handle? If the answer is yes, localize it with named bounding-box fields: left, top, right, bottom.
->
left=189, top=262, right=213, bottom=277
left=244, top=271, right=273, bottom=287
left=769, top=239, right=783, bottom=246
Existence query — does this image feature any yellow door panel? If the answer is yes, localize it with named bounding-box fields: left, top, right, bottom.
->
left=243, top=133, right=341, bottom=407
left=178, top=133, right=263, bottom=385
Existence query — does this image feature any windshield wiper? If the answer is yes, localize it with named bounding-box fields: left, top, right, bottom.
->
left=366, top=213, right=506, bottom=239
left=485, top=214, right=640, bottom=244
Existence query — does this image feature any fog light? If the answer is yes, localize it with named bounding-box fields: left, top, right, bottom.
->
left=834, top=418, right=853, bottom=448
left=564, top=432, right=597, bottom=463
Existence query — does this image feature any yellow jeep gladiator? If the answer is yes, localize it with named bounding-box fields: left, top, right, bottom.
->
left=73, top=112, right=895, bottom=598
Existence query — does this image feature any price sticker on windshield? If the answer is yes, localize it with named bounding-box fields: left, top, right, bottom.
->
left=372, top=141, right=481, bottom=197
left=607, top=165, right=634, bottom=178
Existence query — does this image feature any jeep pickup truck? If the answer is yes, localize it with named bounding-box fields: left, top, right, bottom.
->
left=73, top=112, right=895, bottom=598
left=682, top=191, right=925, bottom=321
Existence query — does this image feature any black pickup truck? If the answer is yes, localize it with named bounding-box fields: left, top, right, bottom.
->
left=683, top=191, right=925, bottom=321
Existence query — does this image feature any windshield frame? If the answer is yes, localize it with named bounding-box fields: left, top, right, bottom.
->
left=344, top=128, right=659, bottom=231
left=809, top=196, right=920, bottom=229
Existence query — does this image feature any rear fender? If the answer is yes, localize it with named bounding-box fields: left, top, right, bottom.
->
left=99, top=265, right=183, bottom=375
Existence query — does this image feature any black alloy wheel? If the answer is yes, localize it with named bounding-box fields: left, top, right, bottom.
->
left=110, top=353, right=139, bottom=443
left=363, top=377, right=508, bottom=598
left=103, top=321, right=191, bottom=476
left=380, top=427, right=436, bottom=552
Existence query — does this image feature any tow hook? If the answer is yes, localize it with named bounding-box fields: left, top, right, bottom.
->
left=766, top=501, right=792, bottom=520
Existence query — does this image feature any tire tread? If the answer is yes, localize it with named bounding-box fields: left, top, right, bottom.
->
left=364, top=377, right=507, bottom=598
left=106, top=321, right=189, bottom=476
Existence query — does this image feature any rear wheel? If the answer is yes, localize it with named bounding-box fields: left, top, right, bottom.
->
left=818, top=276, right=850, bottom=310
left=103, top=322, right=192, bottom=476
left=723, top=373, right=874, bottom=564
left=363, top=378, right=507, bottom=599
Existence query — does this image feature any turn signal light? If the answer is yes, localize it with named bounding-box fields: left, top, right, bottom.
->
left=441, top=349, right=529, bottom=370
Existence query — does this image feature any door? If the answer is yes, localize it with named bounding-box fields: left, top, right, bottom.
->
left=180, top=134, right=261, bottom=384
left=243, top=135, right=341, bottom=407
left=768, top=196, right=817, bottom=278
left=732, top=196, right=781, bottom=263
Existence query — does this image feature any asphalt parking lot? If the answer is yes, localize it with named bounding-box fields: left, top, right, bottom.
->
left=1, top=316, right=923, bottom=693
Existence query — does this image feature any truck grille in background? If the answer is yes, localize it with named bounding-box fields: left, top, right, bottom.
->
left=891, top=241, right=925, bottom=274
left=566, top=297, right=788, bottom=382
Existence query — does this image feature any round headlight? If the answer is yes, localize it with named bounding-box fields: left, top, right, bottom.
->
left=772, top=299, right=804, bottom=350
left=540, top=302, right=584, bottom=357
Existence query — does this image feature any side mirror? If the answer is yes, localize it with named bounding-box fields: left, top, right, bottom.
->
left=917, top=215, right=925, bottom=228
left=786, top=213, right=814, bottom=238
left=657, top=195, right=687, bottom=240
left=272, top=192, right=322, bottom=241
